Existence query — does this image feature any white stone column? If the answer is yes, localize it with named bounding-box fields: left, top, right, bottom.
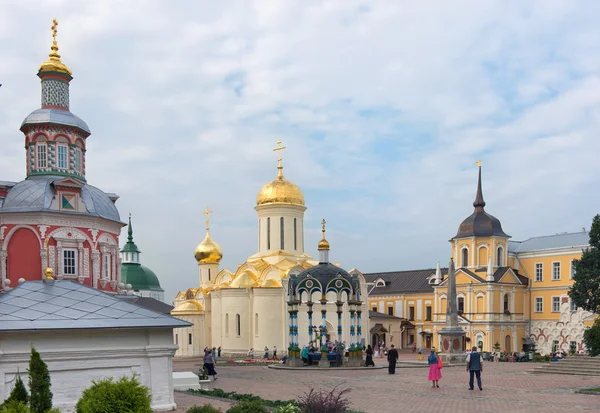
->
left=467, top=284, right=473, bottom=315
left=0, top=250, right=7, bottom=285
left=92, top=250, right=100, bottom=288
left=487, top=284, right=494, bottom=321
left=78, top=241, right=84, bottom=282
left=56, top=241, right=63, bottom=279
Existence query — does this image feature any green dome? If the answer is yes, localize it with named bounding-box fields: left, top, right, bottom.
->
left=121, top=263, right=163, bottom=292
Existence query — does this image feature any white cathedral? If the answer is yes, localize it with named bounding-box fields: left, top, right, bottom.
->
left=171, top=142, right=368, bottom=357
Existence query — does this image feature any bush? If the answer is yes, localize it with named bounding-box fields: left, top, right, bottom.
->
left=274, top=404, right=302, bottom=413
left=297, top=386, right=351, bottom=413
left=75, top=376, right=152, bottom=413
left=0, top=400, right=29, bottom=413
left=2, top=376, right=29, bottom=407
left=28, top=347, right=52, bottom=413
left=187, top=405, right=221, bottom=413
left=226, top=401, right=268, bottom=413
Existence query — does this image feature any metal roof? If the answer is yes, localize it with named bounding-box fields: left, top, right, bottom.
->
left=0, top=176, right=121, bottom=223
left=0, top=280, right=190, bottom=331
left=508, top=231, right=589, bottom=253
left=114, top=296, right=173, bottom=315
left=365, top=268, right=445, bottom=295
left=21, top=108, right=91, bottom=134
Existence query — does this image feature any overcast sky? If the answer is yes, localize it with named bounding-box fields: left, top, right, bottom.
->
left=1, top=1, right=599, bottom=303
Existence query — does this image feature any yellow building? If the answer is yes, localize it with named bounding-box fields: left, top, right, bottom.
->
left=363, top=165, right=594, bottom=355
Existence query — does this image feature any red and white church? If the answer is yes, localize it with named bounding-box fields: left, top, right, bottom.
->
left=0, top=26, right=125, bottom=292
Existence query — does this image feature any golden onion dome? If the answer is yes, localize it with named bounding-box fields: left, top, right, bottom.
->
left=194, top=232, right=223, bottom=264
left=39, top=19, right=72, bottom=76
left=256, top=166, right=305, bottom=206
left=317, top=218, right=330, bottom=251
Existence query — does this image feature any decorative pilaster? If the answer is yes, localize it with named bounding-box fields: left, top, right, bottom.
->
left=307, top=301, right=314, bottom=343
left=336, top=300, right=343, bottom=341
left=56, top=241, right=63, bottom=279
left=356, top=309, right=362, bottom=347
left=318, top=296, right=329, bottom=368
left=0, top=250, right=7, bottom=286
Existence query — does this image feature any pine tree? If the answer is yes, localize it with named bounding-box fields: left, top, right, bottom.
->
left=7, top=375, right=29, bottom=405
left=28, top=347, right=52, bottom=413
left=568, top=214, right=600, bottom=313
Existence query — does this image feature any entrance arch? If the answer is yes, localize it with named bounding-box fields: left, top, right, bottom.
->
left=505, top=334, right=511, bottom=352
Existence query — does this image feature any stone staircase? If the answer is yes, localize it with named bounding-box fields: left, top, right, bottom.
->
left=532, top=356, right=600, bottom=376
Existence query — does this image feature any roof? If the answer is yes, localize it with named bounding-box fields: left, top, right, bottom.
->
left=114, top=295, right=173, bottom=314
left=0, top=181, right=17, bottom=188
left=368, top=310, right=403, bottom=320
left=508, top=231, right=589, bottom=253
left=0, top=280, right=188, bottom=331
left=0, top=176, right=121, bottom=223
left=121, top=264, right=163, bottom=291
left=21, top=108, right=91, bottom=134
left=365, top=268, right=444, bottom=295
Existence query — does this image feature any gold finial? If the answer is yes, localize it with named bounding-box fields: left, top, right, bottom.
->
left=273, top=140, right=287, bottom=178
left=321, top=219, right=326, bottom=237
left=38, top=18, right=72, bottom=76
left=318, top=218, right=330, bottom=251
left=44, top=267, right=54, bottom=280
left=476, top=160, right=482, bottom=167
left=51, top=19, right=58, bottom=41
left=202, top=205, right=213, bottom=232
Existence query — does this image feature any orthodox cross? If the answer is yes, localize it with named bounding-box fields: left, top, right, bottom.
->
left=321, top=219, right=326, bottom=237
left=51, top=19, right=58, bottom=41
left=476, top=160, right=482, bottom=167
left=273, top=140, right=286, bottom=168
left=202, top=205, right=213, bottom=231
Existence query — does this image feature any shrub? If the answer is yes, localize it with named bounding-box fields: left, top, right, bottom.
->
left=75, top=376, right=152, bottom=413
left=226, top=401, right=268, bottom=413
left=274, top=404, right=302, bottom=413
left=2, top=376, right=29, bottom=407
left=187, top=405, right=221, bottom=413
left=297, top=386, right=351, bottom=413
left=28, top=347, right=52, bottom=413
left=0, top=400, right=29, bottom=413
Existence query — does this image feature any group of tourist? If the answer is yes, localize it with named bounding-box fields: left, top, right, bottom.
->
left=426, top=346, right=484, bottom=390
left=300, top=340, right=346, bottom=366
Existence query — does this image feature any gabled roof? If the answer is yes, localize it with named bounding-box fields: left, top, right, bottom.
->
left=365, top=268, right=444, bottom=295
left=0, top=280, right=190, bottom=331
left=368, top=310, right=403, bottom=320
left=508, top=231, right=589, bottom=253
left=437, top=266, right=529, bottom=286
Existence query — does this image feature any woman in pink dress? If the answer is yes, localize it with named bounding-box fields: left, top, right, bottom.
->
left=427, top=348, right=442, bottom=388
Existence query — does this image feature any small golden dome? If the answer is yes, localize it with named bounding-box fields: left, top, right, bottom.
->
left=44, top=267, right=54, bottom=279
left=194, top=232, right=223, bottom=264
left=39, top=19, right=72, bottom=76
left=318, top=238, right=330, bottom=251
left=256, top=167, right=305, bottom=206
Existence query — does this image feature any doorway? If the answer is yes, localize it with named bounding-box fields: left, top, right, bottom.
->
left=425, top=335, right=432, bottom=349
left=505, top=335, right=511, bottom=352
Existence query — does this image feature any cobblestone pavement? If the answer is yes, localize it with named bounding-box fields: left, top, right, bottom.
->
left=169, top=355, right=600, bottom=412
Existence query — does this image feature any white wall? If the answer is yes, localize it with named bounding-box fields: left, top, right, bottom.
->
left=0, top=328, right=177, bottom=412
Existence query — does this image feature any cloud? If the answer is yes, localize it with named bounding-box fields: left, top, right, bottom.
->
left=1, top=0, right=600, bottom=301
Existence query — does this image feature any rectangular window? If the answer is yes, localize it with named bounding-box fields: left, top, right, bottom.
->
left=552, top=262, right=561, bottom=280
left=372, top=307, right=377, bottom=313
left=409, top=306, right=415, bottom=321
left=552, top=296, right=561, bottom=312
left=36, top=144, right=47, bottom=168
left=294, top=218, right=297, bottom=250
left=552, top=340, right=559, bottom=352
left=535, top=297, right=543, bottom=313
left=188, top=333, right=192, bottom=345
left=103, top=254, right=110, bottom=280
left=63, top=249, right=77, bottom=276
left=426, top=306, right=432, bottom=321
left=458, top=297, right=465, bottom=313
left=570, top=260, right=576, bottom=280
left=73, top=148, right=81, bottom=173
left=409, top=334, right=414, bottom=344
left=280, top=217, right=284, bottom=250
left=387, top=306, right=394, bottom=316
left=57, top=144, right=68, bottom=169
left=570, top=299, right=577, bottom=312
left=535, top=263, right=543, bottom=282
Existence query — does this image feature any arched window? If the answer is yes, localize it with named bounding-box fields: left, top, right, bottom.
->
left=497, top=246, right=504, bottom=266
left=280, top=217, right=285, bottom=250
left=255, top=313, right=259, bottom=336
left=236, top=314, right=241, bottom=336
left=457, top=297, right=465, bottom=313
left=225, top=314, right=229, bottom=335
left=462, top=248, right=469, bottom=267
left=267, top=218, right=271, bottom=250
left=294, top=218, right=297, bottom=250
left=504, top=294, right=509, bottom=313
left=208, top=268, right=211, bottom=281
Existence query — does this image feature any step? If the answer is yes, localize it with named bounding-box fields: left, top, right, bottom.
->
left=533, top=368, right=600, bottom=376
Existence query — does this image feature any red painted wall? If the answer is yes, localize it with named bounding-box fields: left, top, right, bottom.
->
left=7, top=228, right=41, bottom=282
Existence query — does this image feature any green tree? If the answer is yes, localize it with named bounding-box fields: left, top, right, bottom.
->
left=28, top=347, right=52, bottom=413
left=584, top=319, right=600, bottom=357
left=569, top=214, right=600, bottom=313
left=4, top=375, right=29, bottom=406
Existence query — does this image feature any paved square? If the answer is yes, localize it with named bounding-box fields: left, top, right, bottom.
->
left=170, top=356, right=600, bottom=412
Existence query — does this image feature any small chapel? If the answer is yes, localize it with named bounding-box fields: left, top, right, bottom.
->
left=171, top=142, right=368, bottom=356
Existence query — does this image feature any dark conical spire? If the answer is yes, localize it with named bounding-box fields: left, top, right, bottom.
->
left=121, top=214, right=141, bottom=255
left=127, top=213, right=134, bottom=242
left=473, top=162, right=486, bottom=210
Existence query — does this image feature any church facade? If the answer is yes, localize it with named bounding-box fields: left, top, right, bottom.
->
left=364, top=165, right=596, bottom=355
left=171, top=143, right=368, bottom=357
left=0, top=22, right=124, bottom=293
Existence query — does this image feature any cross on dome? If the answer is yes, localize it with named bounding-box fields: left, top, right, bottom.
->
left=202, top=205, right=213, bottom=232
left=273, top=140, right=287, bottom=177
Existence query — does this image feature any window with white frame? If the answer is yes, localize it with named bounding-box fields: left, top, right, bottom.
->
left=570, top=299, right=577, bottom=312
left=552, top=296, right=561, bottom=312
left=461, top=247, right=469, bottom=267
left=570, top=260, right=576, bottom=280
left=36, top=143, right=47, bottom=168
left=73, top=148, right=82, bottom=173
left=552, top=262, right=561, bottom=280
left=535, top=263, right=543, bottom=282
left=103, top=254, right=111, bottom=280
left=535, top=297, right=543, bottom=312
left=63, top=249, right=77, bottom=276
left=552, top=340, right=559, bottom=352
left=497, top=246, right=504, bottom=266
left=57, top=144, right=68, bottom=169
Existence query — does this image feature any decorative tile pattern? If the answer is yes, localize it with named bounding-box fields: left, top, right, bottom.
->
left=41, top=79, right=70, bottom=109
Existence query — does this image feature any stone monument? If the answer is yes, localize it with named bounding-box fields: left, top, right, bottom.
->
left=438, top=257, right=467, bottom=364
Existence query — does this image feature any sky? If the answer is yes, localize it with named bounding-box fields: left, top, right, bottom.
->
left=1, top=0, right=600, bottom=303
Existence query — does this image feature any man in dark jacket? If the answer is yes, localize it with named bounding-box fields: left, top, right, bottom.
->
left=387, top=344, right=399, bottom=374
left=466, top=346, right=483, bottom=390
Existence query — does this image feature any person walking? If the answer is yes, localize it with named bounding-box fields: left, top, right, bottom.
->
left=264, top=346, right=269, bottom=359
left=203, top=349, right=217, bottom=381
left=365, top=345, right=375, bottom=367
left=273, top=345, right=278, bottom=359
left=427, top=348, right=442, bottom=388
left=387, top=344, right=399, bottom=374
left=466, top=346, right=483, bottom=390
left=217, top=346, right=222, bottom=358
left=212, top=347, right=218, bottom=363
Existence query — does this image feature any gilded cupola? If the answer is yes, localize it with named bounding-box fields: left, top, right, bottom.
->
left=256, top=140, right=305, bottom=206
left=38, top=19, right=72, bottom=76
left=194, top=206, right=223, bottom=264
